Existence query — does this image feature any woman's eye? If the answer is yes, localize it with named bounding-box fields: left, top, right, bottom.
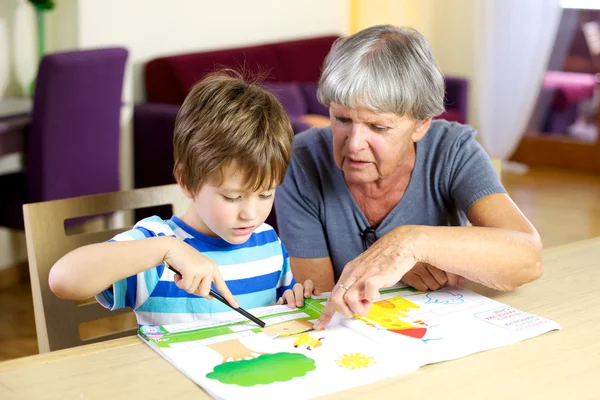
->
left=222, top=195, right=241, bottom=202
left=335, top=116, right=351, bottom=124
left=371, top=125, right=387, bottom=132
left=259, top=194, right=274, bottom=200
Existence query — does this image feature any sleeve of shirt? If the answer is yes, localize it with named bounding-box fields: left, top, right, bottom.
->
left=274, top=146, right=330, bottom=259
left=446, top=127, right=507, bottom=214
left=275, top=241, right=296, bottom=299
left=94, top=216, right=171, bottom=311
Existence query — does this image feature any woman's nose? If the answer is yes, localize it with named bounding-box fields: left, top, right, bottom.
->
left=347, top=124, right=368, bottom=152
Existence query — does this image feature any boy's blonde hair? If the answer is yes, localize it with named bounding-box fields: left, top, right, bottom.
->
left=173, top=71, right=294, bottom=194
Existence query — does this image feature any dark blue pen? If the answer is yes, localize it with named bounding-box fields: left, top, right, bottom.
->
left=164, top=262, right=265, bottom=328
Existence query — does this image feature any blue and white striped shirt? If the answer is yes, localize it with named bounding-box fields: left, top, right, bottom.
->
left=95, top=216, right=295, bottom=326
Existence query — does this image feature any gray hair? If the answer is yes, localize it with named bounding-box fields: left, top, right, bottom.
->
left=318, top=25, right=445, bottom=120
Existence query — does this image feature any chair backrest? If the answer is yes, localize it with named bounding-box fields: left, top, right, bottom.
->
left=23, top=184, right=189, bottom=352
left=28, top=48, right=128, bottom=203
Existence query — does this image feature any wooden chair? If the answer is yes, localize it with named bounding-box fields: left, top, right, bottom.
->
left=23, top=184, right=188, bottom=353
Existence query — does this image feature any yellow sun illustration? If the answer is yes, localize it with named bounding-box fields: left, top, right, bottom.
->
left=335, top=353, right=376, bottom=370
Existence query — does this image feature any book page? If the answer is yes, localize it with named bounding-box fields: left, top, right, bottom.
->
left=138, top=286, right=560, bottom=399
left=341, top=286, right=561, bottom=364
left=139, top=297, right=421, bottom=399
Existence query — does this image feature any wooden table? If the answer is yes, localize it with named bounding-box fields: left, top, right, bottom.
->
left=1, top=238, right=599, bottom=400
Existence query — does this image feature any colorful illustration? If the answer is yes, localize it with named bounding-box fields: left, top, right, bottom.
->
left=267, top=320, right=326, bottom=350
left=206, top=352, right=316, bottom=386
left=146, top=302, right=324, bottom=349
left=205, top=320, right=319, bottom=363
left=138, top=325, right=165, bottom=341
left=361, top=296, right=429, bottom=339
left=292, top=334, right=325, bottom=350
left=207, top=339, right=266, bottom=364
left=201, top=317, right=323, bottom=386
left=425, top=291, right=464, bottom=305
left=263, top=319, right=314, bottom=337
left=335, top=353, right=377, bottom=370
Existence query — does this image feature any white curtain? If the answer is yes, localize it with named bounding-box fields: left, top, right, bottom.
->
left=472, top=0, right=563, bottom=159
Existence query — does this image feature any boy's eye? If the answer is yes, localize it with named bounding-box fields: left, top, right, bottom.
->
left=259, top=193, right=274, bottom=200
left=222, top=195, right=241, bottom=202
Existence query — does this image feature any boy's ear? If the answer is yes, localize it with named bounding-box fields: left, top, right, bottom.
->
left=411, top=118, right=432, bottom=143
left=174, top=164, right=194, bottom=199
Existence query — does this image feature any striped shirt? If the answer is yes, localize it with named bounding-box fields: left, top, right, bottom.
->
left=95, top=216, right=295, bottom=326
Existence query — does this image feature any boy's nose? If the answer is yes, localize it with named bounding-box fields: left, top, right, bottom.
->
left=239, top=202, right=257, bottom=221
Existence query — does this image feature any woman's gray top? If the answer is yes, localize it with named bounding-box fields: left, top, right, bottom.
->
left=275, top=120, right=506, bottom=280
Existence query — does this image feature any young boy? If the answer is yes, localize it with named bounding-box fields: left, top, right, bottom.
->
left=48, top=72, right=313, bottom=326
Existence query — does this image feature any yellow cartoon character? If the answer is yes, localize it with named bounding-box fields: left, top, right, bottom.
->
left=292, top=333, right=325, bottom=350
left=362, top=297, right=428, bottom=339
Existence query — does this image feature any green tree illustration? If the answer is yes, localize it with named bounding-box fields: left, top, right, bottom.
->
left=206, top=352, right=316, bottom=386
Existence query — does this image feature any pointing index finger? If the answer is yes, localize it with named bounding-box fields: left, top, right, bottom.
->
left=314, top=297, right=336, bottom=330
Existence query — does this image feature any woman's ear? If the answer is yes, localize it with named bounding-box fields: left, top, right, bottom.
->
left=174, top=164, right=194, bottom=199
left=411, top=118, right=432, bottom=143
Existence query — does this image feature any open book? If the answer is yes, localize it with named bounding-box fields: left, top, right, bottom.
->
left=139, top=285, right=560, bottom=399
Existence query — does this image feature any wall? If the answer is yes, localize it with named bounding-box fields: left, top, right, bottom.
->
left=350, top=0, right=435, bottom=41
left=350, top=0, right=479, bottom=130
left=428, top=0, right=478, bottom=130
left=77, top=0, right=349, bottom=103
left=0, top=0, right=350, bottom=270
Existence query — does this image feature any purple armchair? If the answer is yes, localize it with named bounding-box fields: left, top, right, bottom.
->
left=0, top=48, right=128, bottom=230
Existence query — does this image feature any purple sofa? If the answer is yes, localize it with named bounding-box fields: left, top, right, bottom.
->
left=133, top=36, right=469, bottom=227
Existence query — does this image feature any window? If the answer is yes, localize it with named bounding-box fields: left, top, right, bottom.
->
left=561, top=0, right=600, bottom=10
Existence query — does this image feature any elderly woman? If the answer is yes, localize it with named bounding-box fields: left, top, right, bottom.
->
left=274, top=25, right=542, bottom=329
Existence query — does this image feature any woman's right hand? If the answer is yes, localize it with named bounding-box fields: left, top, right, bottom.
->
left=163, top=239, right=239, bottom=308
left=314, top=226, right=419, bottom=329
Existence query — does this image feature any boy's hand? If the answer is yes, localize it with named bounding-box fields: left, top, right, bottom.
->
left=277, top=280, right=314, bottom=308
left=164, top=239, right=239, bottom=308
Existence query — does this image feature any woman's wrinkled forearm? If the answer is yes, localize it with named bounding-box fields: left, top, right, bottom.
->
left=393, top=225, right=543, bottom=291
